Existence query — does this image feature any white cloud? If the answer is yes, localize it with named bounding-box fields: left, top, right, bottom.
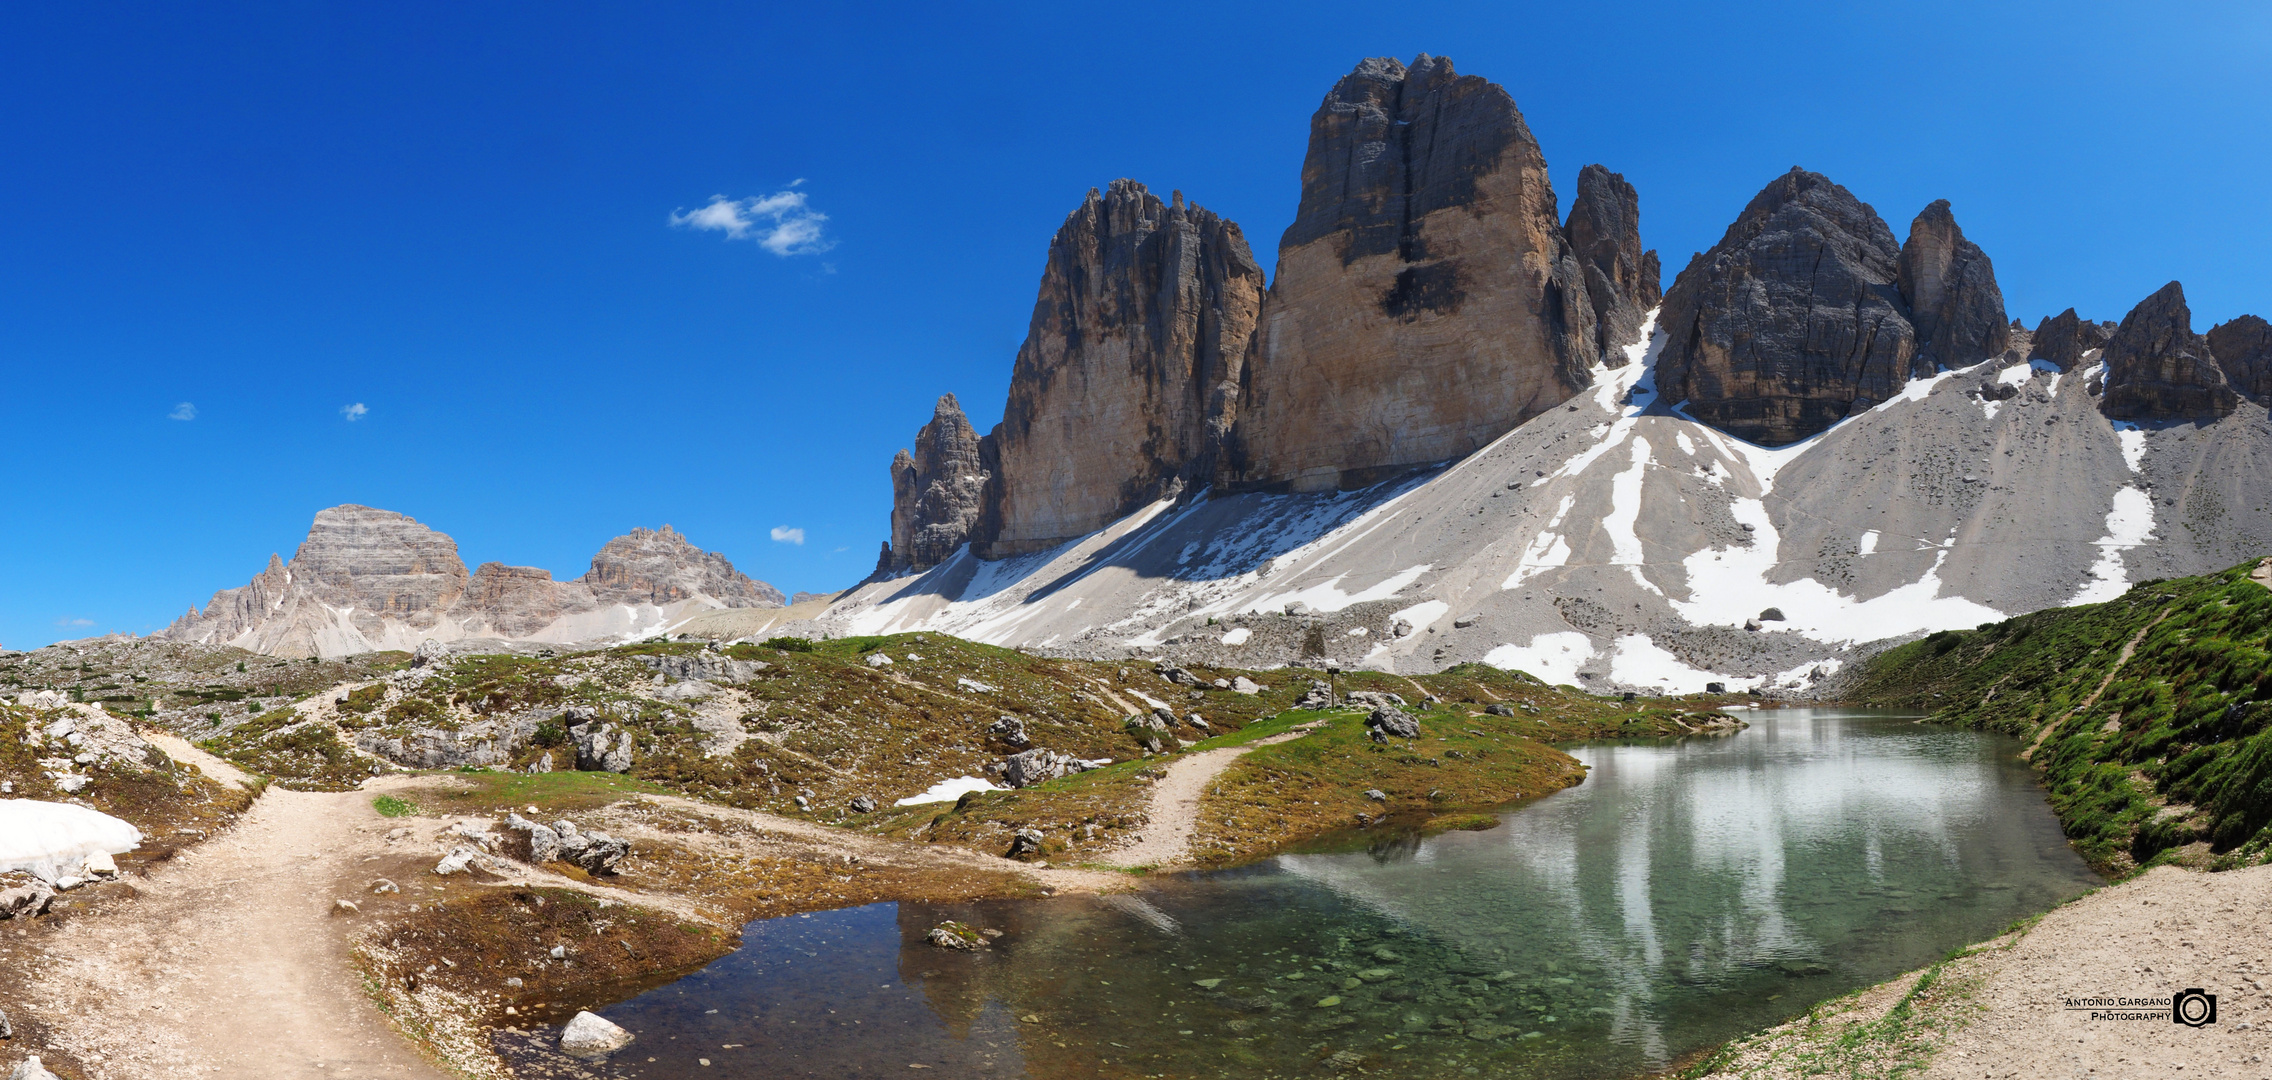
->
left=169, top=402, right=197, bottom=421
left=340, top=403, right=368, bottom=421
left=54, top=617, right=94, bottom=628
left=770, top=526, right=806, bottom=545
left=671, top=190, right=834, bottom=256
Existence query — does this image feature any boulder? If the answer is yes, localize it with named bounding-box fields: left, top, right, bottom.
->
left=1656, top=168, right=1918, bottom=445
left=570, top=721, right=634, bottom=773
left=1483, top=704, right=1515, bottom=717
left=432, top=846, right=482, bottom=876
left=636, top=653, right=766, bottom=684
left=559, top=1011, right=635, bottom=1059
left=1228, top=54, right=1598, bottom=493
left=1005, top=828, right=1046, bottom=860
left=2208, top=313, right=2272, bottom=407
left=2099, top=282, right=2240, bottom=421
left=1344, top=690, right=1407, bottom=709
left=875, top=393, right=994, bottom=575
left=1897, top=200, right=2009, bottom=369
left=1563, top=163, right=1663, bottom=364
left=1001, top=748, right=1090, bottom=789
left=10, top=1056, right=61, bottom=1080
left=1184, top=713, right=1211, bottom=732
left=985, top=715, right=1031, bottom=748
left=552, top=821, right=630, bottom=875
left=976, top=180, right=1263, bottom=556
left=1154, top=665, right=1202, bottom=687
left=1294, top=680, right=1334, bottom=710
left=502, top=814, right=561, bottom=864
left=1366, top=706, right=1421, bottom=739
left=1230, top=676, right=1263, bottom=695
left=1758, top=607, right=1786, bottom=622
left=2029, top=308, right=2113, bottom=370
left=849, top=795, right=876, bottom=815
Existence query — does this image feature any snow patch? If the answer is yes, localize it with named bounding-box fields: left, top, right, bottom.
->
left=1389, top=599, right=1450, bottom=637
left=1602, top=436, right=1662, bottom=595
left=894, top=778, right=1003, bottom=807
left=1857, top=530, right=1879, bottom=557
left=1218, top=627, right=1251, bottom=646
left=2111, top=422, right=2147, bottom=474
left=1484, top=632, right=1597, bottom=686
left=0, top=800, right=141, bottom=880
left=1606, top=634, right=1721, bottom=694
left=2069, top=486, right=2157, bottom=604
left=1504, top=495, right=1577, bottom=588
left=1254, top=564, right=1432, bottom=615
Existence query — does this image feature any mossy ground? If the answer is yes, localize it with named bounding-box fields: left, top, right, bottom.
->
left=1850, top=558, right=2272, bottom=874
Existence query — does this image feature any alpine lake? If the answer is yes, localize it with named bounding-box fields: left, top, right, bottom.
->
left=501, top=707, right=2102, bottom=1079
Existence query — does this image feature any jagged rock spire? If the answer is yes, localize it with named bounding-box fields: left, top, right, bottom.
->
left=1564, top=164, right=1662, bottom=364
left=1899, top=200, right=2009, bottom=369
left=2100, top=281, right=2239, bottom=421
left=878, top=393, right=993, bottom=574
left=2207, top=314, right=2272, bottom=407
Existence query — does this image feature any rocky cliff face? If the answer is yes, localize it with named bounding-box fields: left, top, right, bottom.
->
left=1564, top=163, right=1662, bottom=365
left=1656, top=169, right=1919, bottom=446
left=977, top=181, right=1263, bottom=556
left=161, top=508, right=782, bottom=656
left=1656, top=171, right=2013, bottom=446
left=1898, top=200, right=2009, bottom=370
left=2099, top=281, right=2240, bottom=422
left=1227, top=54, right=1600, bottom=492
left=2208, top=314, right=2272, bottom=406
left=877, top=393, right=993, bottom=575
left=2030, top=308, right=2113, bottom=370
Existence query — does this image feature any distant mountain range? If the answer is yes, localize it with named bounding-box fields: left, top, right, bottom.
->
left=158, top=505, right=783, bottom=658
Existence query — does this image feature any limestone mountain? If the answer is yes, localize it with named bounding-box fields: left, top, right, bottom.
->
left=1898, top=199, right=2009, bottom=372
left=1564, top=164, right=1662, bottom=365
left=2030, top=308, right=2113, bottom=370
left=2209, top=314, right=2272, bottom=406
left=160, top=506, right=782, bottom=657
left=977, top=180, right=1263, bottom=557
left=876, top=393, right=992, bottom=576
left=1227, top=54, right=1607, bottom=492
left=2098, top=281, right=2240, bottom=421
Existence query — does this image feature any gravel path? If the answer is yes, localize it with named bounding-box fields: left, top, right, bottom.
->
left=1713, top=864, right=2272, bottom=1078
left=1096, top=724, right=1320, bottom=869
left=18, top=783, right=450, bottom=1080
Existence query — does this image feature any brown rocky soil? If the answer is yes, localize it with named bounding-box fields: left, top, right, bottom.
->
left=1700, top=864, right=2272, bottom=1079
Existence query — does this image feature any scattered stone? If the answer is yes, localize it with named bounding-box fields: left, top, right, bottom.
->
left=332, top=899, right=360, bottom=916
left=1452, top=616, right=1478, bottom=629
left=1229, top=677, right=1263, bottom=695
left=1364, top=789, right=1387, bottom=801
left=1184, top=713, right=1210, bottom=732
left=559, top=1011, right=635, bottom=1059
left=1705, top=682, right=1727, bottom=694
left=432, top=846, right=482, bottom=876
left=1344, top=690, right=1406, bottom=709
left=1294, top=681, right=1334, bottom=710
left=848, top=795, right=877, bottom=815
left=1365, top=706, right=1421, bottom=739
left=552, top=821, right=630, bottom=875
left=1744, top=618, right=1763, bottom=632
left=1483, top=704, right=1514, bottom=717
left=505, top=977, right=524, bottom=989
left=864, top=653, right=893, bottom=668
left=81, top=851, right=116, bottom=876
left=1757, top=607, right=1785, bottom=622
left=0, top=1006, right=10, bottom=1038
left=1193, top=978, right=1222, bottom=990
left=635, top=652, right=765, bottom=684
left=370, top=878, right=399, bottom=894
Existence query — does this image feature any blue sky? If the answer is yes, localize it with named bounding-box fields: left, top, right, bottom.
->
left=3, top=1, right=2267, bottom=649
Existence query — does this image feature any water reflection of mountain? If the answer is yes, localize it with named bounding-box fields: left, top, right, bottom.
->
left=1274, top=709, right=2098, bottom=1068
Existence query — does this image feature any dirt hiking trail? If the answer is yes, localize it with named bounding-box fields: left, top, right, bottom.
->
left=19, top=784, right=451, bottom=1080
left=1098, top=723, right=1320, bottom=869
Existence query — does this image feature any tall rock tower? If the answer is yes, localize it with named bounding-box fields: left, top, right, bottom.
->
left=975, top=180, right=1263, bottom=557
left=1225, top=54, right=1601, bottom=492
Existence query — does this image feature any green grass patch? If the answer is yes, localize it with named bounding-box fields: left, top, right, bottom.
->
left=373, top=794, right=418, bottom=817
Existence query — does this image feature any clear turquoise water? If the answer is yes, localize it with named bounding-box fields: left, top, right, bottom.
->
left=509, top=708, right=2101, bottom=1079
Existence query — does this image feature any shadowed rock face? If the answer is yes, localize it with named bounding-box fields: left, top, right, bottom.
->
left=1899, top=200, right=2009, bottom=369
left=2030, top=308, right=2113, bottom=370
left=1655, top=168, right=1918, bottom=446
left=977, top=180, right=1262, bottom=557
left=878, top=393, right=993, bottom=575
left=2099, top=281, right=2240, bottom=422
left=2208, top=314, right=2272, bottom=406
left=1564, top=163, right=1662, bottom=365
left=1228, top=54, right=1598, bottom=492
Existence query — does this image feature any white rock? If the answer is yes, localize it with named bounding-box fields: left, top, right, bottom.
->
left=1230, top=676, right=1263, bottom=695
left=11, top=1055, right=61, bottom=1080
left=559, top=1010, right=635, bottom=1058
left=432, top=846, right=480, bottom=875
left=865, top=653, right=893, bottom=667
left=81, top=851, right=116, bottom=876
left=54, top=776, right=89, bottom=794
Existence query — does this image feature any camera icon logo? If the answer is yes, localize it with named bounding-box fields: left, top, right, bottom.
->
left=2172, top=988, right=2217, bottom=1027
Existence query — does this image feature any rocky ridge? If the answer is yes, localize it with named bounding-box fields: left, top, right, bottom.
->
left=160, top=507, right=782, bottom=658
